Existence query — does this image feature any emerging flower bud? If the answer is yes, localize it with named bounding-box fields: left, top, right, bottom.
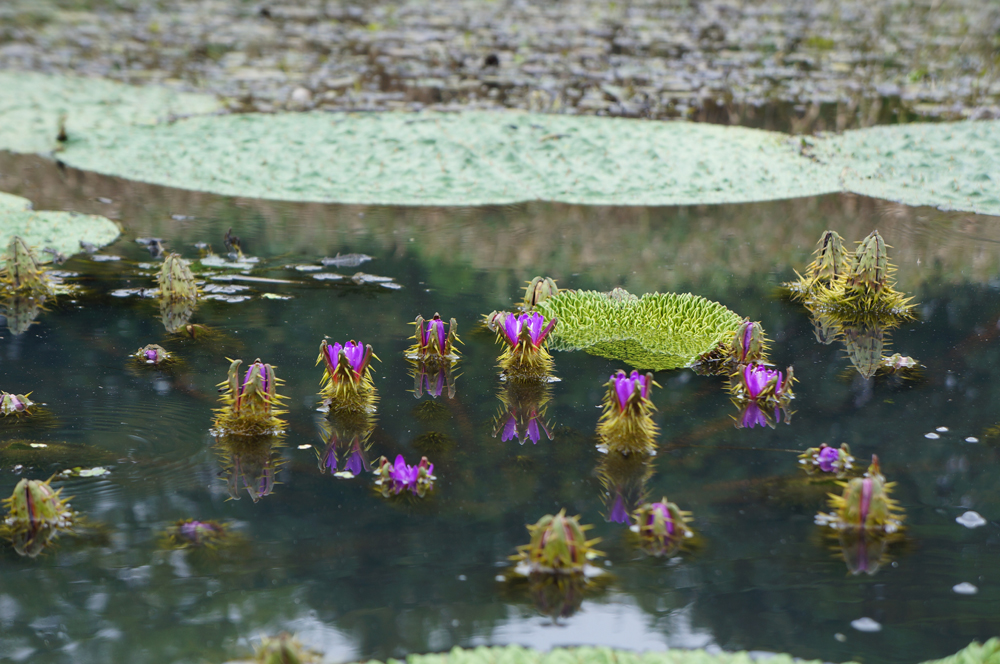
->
left=1, top=237, right=52, bottom=296
left=513, top=510, right=603, bottom=573
left=0, top=391, right=34, bottom=417
left=157, top=253, right=199, bottom=304
left=522, top=276, right=559, bottom=309
left=317, top=339, right=378, bottom=414
left=214, top=358, right=286, bottom=437
left=730, top=319, right=769, bottom=364
left=164, top=519, right=227, bottom=548
left=2, top=477, right=75, bottom=557
left=799, top=443, right=855, bottom=477
left=846, top=230, right=890, bottom=294
left=631, top=497, right=694, bottom=557
left=408, top=313, right=461, bottom=359
left=816, top=455, right=905, bottom=534
left=133, top=343, right=171, bottom=365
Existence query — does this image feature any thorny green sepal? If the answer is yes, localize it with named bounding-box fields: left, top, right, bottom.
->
left=512, top=509, right=603, bottom=574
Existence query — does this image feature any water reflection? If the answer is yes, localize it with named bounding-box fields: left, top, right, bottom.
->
left=596, top=452, right=653, bottom=525
left=316, top=410, right=375, bottom=479
left=493, top=379, right=554, bottom=446
left=215, top=434, right=286, bottom=503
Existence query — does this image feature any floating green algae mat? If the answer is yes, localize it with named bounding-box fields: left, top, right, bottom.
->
left=0, top=71, right=220, bottom=155
left=0, top=192, right=120, bottom=264
left=535, top=290, right=743, bottom=371
left=1, top=72, right=999, bottom=214
left=349, top=647, right=850, bottom=664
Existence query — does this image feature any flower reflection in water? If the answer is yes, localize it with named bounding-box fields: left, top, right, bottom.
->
left=493, top=377, right=554, bottom=445
left=316, top=408, right=375, bottom=480
left=596, top=451, right=653, bottom=525
left=215, top=434, right=286, bottom=503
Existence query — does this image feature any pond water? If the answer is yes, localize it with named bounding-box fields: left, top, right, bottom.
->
left=0, top=153, right=998, bottom=664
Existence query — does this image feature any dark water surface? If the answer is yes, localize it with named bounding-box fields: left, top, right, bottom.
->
left=0, top=154, right=998, bottom=663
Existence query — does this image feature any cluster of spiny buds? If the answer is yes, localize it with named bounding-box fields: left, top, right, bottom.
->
left=597, top=370, right=659, bottom=455
left=213, top=358, right=286, bottom=436
left=373, top=454, right=436, bottom=498
left=511, top=510, right=603, bottom=574
left=631, top=497, right=695, bottom=557
left=133, top=344, right=171, bottom=365
left=2, top=477, right=75, bottom=557
left=0, top=236, right=54, bottom=297
left=493, top=379, right=553, bottom=445
left=815, top=456, right=905, bottom=534
left=789, top=230, right=914, bottom=320
left=0, top=390, right=33, bottom=416
left=318, top=339, right=377, bottom=413
left=798, top=443, right=856, bottom=478
left=729, top=362, right=796, bottom=429
left=494, top=311, right=557, bottom=379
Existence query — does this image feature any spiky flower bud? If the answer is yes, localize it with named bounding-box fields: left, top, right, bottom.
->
left=214, top=358, right=286, bottom=437
left=3, top=477, right=75, bottom=557
left=631, top=498, right=694, bottom=557
left=815, top=455, right=905, bottom=533
left=846, top=230, right=890, bottom=294
left=729, top=319, right=769, bottom=364
left=407, top=313, right=461, bottom=359
left=317, top=340, right=378, bottom=413
left=1, top=237, right=52, bottom=296
left=513, top=509, right=603, bottom=573
left=496, top=312, right=557, bottom=379
left=523, top=276, right=560, bottom=309
left=164, top=519, right=227, bottom=548
left=157, top=253, right=198, bottom=304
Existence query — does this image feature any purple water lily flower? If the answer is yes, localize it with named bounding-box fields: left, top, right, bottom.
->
left=327, top=341, right=367, bottom=375
left=9, top=394, right=25, bottom=413
left=742, top=363, right=784, bottom=400
left=145, top=348, right=158, bottom=362
left=609, top=494, right=630, bottom=524
left=740, top=402, right=768, bottom=428
left=500, top=312, right=556, bottom=348
left=612, top=370, right=650, bottom=410
left=818, top=446, right=840, bottom=473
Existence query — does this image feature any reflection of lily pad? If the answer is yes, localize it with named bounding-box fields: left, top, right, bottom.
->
left=0, top=439, right=116, bottom=469
left=536, top=289, right=743, bottom=371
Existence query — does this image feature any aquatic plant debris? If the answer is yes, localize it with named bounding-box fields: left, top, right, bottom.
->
left=2, top=73, right=999, bottom=214
left=536, top=289, right=743, bottom=371
left=0, top=191, right=120, bottom=267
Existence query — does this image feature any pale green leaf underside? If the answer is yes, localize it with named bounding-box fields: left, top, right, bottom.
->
left=536, top=290, right=743, bottom=371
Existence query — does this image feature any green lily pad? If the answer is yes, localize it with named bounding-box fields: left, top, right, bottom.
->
left=0, top=205, right=121, bottom=266
left=813, top=120, right=1000, bottom=216
left=346, top=645, right=853, bottom=664
left=55, top=110, right=840, bottom=207
left=0, top=71, right=220, bottom=155
left=0, top=192, right=31, bottom=211
left=535, top=289, right=744, bottom=371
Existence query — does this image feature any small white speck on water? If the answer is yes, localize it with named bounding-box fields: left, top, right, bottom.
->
left=834, top=634, right=847, bottom=643
left=966, top=437, right=980, bottom=443
left=925, top=432, right=940, bottom=439
left=953, top=582, right=978, bottom=595
left=937, top=426, right=949, bottom=432
left=956, top=511, right=987, bottom=528
left=851, top=617, right=882, bottom=633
